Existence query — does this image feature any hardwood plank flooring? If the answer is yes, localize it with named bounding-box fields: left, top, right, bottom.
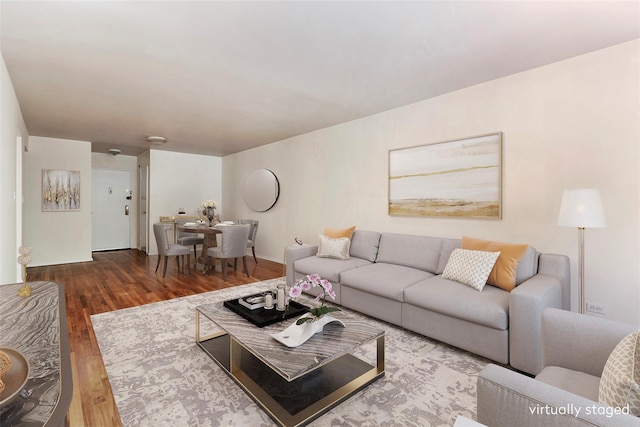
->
left=27, top=249, right=284, bottom=427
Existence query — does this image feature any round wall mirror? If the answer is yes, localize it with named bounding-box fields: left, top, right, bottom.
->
left=243, top=169, right=280, bottom=212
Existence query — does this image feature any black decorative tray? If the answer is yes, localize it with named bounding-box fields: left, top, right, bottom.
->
left=223, top=294, right=309, bottom=328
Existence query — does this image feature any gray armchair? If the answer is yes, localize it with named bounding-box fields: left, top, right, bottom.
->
left=477, top=308, right=639, bottom=427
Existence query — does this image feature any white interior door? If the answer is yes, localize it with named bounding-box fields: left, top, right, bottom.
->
left=92, top=169, right=131, bottom=251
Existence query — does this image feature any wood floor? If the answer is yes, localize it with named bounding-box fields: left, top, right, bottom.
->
left=27, top=249, right=284, bottom=427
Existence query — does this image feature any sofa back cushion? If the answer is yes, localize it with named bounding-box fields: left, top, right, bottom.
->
left=515, top=246, right=538, bottom=285
left=376, top=233, right=443, bottom=273
left=349, top=230, right=382, bottom=262
left=436, top=238, right=462, bottom=274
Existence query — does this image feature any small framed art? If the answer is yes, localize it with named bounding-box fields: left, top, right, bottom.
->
left=42, top=169, right=81, bottom=211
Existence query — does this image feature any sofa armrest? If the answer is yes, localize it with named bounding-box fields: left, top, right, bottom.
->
left=509, top=273, right=563, bottom=375
left=477, top=364, right=640, bottom=427
left=285, top=244, right=318, bottom=287
left=542, top=308, right=638, bottom=377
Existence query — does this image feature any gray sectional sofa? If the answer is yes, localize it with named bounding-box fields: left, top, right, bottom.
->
left=286, top=230, right=570, bottom=376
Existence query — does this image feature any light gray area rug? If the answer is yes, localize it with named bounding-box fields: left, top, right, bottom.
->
left=92, top=278, right=489, bottom=426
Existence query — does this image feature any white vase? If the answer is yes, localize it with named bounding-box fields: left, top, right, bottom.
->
left=270, top=313, right=345, bottom=348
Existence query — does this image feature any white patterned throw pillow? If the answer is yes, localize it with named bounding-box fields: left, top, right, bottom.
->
left=317, top=235, right=351, bottom=260
left=599, top=330, right=640, bottom=416
left=442, top=248, right=501, bottom=291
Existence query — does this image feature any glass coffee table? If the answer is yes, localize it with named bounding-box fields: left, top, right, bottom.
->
left=196, top=300, right=385, bottom=426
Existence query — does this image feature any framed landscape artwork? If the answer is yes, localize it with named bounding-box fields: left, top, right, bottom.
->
left=42, top=169, right=81, bottom=211
left=389, top=132, right=502, bottom=219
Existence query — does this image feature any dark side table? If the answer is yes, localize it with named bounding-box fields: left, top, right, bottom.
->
left=0, top=281, right=73, bottom=426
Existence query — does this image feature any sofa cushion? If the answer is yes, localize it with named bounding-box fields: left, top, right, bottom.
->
left=341, top=263, right=433, bottom=302
left=324, top=226, right=356, bottom=240
left=599, top=330, right=640, bottom=416
left=536, top=366, right=600, bottom=402
left=436, top=238, right=462, bottom=274
left=349, top=230, right=382, bottom=262
left=442, top=248, right=500, bottom=291
left=403, top=276, right=510, bottom=330
left=461, top=236, right=530, bottom=291
left=294, top=256, right=371, bottom=283
left=376, top=233, right=443, bottom=273
left=317, top=235, right=350, bottom=260
left=515, top=246, right=538, bottom=285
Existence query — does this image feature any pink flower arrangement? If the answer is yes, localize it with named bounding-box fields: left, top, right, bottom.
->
left=288, top=274, right=340, bottom=325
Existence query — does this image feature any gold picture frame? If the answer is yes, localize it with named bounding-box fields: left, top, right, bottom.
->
left=42, top=169, right=81, bottom=211
left=389, top=132, right=502, bottom=219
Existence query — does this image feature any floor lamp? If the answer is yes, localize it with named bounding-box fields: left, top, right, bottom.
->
left=558, top=189, right=606, bottom=314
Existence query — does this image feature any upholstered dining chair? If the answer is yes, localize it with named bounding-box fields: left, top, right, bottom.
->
left=175, top=218, right=204, bottom=259
left=237, top=219, right=259, bottom=263
left=153, top=223, right=191, bottom=278
left=206, top=224, right=250, bottom=281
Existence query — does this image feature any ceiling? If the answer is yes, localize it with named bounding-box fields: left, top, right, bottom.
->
left=2, top=1, right=639, bottom=157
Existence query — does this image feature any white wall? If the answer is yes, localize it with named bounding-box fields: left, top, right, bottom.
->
left=148, top=149, right=222, bottom=255
left=92, top=153, right=139, bottom=249
left=24, top=137, right=93, bottom=266
left=223, top=40, right=640, bottom=325
left=0, top=55, right=29, bottom=284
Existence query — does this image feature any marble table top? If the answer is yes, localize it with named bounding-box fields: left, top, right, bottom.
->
left=0, top=281, right=72, bottom=427
left=198, top=298, right=384, bottom=381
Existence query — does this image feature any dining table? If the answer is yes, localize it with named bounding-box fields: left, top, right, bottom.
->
left=177, top=223, right=221, bottom=273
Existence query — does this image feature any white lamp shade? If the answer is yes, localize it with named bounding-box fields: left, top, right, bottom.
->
left=558, top=189, right=606, bottom=228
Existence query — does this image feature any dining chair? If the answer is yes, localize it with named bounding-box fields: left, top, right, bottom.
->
left=206, top=224, right=251, bottom=281
left=153, top=223, right=191, bottom=278
left=175, top=218, right=204, bottom=259
left=237, top=219, right=259, bottom=263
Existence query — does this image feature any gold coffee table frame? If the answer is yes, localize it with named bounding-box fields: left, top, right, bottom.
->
left=196, top=303, right=385, bottom=427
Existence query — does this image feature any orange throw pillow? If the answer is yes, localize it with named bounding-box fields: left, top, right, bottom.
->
left=324, top=226, right=356, bottom=240
left=461, top=236, right=529, bottom=291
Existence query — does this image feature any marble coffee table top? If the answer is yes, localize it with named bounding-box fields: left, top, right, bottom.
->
left=197, top=299, right=383, bottom=381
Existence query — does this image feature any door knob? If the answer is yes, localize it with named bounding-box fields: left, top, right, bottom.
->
left=125, top=205, right=129, bottom=215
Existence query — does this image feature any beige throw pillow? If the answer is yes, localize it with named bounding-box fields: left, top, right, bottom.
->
left=317, top=235, right=351, bottom=260
left=442, top=248, right=500, bottom=291
left=599, top=330, right=640, bottom=416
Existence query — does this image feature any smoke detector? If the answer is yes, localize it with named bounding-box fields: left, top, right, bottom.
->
left=108, top=148, right=121, bottom=156
left=146, top=136, right=167, bottom=145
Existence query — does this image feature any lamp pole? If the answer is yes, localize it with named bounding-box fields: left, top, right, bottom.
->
left=577, top=227, right=585, bottom=314
left=558, top=189, right=605, bottom=314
